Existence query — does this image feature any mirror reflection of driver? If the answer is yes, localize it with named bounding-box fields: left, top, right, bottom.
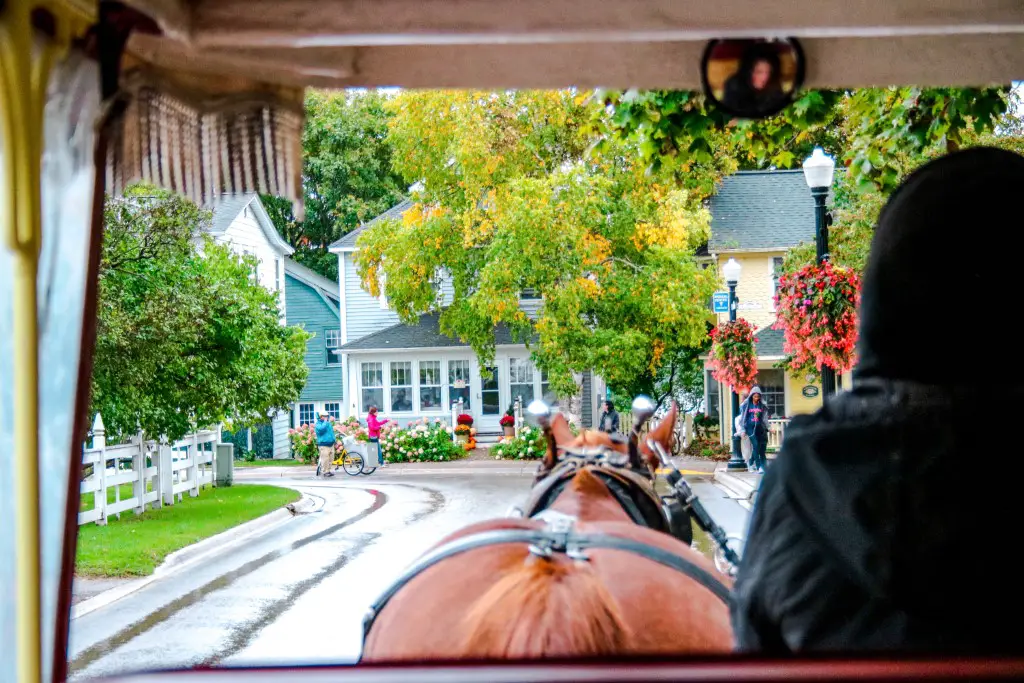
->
left=722, top=44, right=785, bottom=115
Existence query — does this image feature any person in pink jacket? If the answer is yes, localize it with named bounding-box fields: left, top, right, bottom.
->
left=366, top=406, right=390, bottom=467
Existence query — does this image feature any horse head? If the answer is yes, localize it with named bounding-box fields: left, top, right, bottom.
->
left=535, top=399, right=679, bottom=478
left=524, top=399, right=681, bottom=533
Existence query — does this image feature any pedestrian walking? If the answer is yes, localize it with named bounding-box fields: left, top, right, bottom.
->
left=739, top=386, right=767, bottom=473
left=315, top=411, right=336, bottom=477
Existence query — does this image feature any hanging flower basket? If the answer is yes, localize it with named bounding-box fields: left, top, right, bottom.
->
left=708, top=319, right=758, bottom=393
left=773, top=260, right=861, bottom=374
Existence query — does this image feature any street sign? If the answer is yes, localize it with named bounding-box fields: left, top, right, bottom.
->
left=712, top=292, right=730, bottom=313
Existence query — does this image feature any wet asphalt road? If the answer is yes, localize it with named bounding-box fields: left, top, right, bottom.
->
left=67, top=471, right=748, bottom=679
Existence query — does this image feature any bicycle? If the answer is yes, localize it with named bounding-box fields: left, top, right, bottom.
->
left=315, top=439, right=378, bottom=477
left=315, top=444, right=372, bottom=476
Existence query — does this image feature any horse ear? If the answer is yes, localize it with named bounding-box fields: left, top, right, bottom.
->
left=640, top=401, right=678, bottom=470
left=549, top=412, right=576, bottom=445
left=541, top=413, right=574, bottom=470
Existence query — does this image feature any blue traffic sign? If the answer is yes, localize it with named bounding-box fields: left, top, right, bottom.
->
left=712, top=292, right=730, bottom=313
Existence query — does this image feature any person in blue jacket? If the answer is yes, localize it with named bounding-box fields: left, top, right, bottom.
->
left=315, top=411, right=336, bottom=477
left=739, top=386, right=768, bottom=473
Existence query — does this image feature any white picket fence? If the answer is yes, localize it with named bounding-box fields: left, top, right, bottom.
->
left=79, top=414, right=222, bottom=527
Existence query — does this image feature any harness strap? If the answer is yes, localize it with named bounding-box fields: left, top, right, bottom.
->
left=361, top=526, right=731, bottom=643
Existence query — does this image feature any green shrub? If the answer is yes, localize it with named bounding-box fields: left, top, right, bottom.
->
left=490, top=426, right=546, bottom=460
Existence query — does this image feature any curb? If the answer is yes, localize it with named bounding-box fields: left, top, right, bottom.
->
left=71, top=489, right=313, bottom=620
left=713, top=464, right=758, bottom=501
left=157, top=491, right=315, bottom=572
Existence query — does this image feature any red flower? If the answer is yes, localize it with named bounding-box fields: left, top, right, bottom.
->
left=773, top=261, right=861, bottom=374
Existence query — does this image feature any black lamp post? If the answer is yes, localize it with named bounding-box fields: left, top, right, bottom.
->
left=802, top=147, right=837, bottom=404
left=721, top=257, right=747, bottom=472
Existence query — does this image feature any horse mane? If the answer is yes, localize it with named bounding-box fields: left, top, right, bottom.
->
left=460, top=552, right=632, bottom=658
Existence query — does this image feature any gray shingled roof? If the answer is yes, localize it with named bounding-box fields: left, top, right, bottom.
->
left=284, top=258, right=339, bottom=301
left=208, top=194, right=258, bottom=235
left=708, top=170, right=831, bottom=252
left=329, top=199, right=413, bottom=251
left=340, top=311, right=535, bottom=351
left=754, top=325, right=785, bottom=357
left=206, top=193, right=293, bottom=254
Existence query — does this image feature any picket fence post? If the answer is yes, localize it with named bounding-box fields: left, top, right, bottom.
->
left=132, top=430, right=146, bottom=515
left=92, top=414, right=108, bottom=526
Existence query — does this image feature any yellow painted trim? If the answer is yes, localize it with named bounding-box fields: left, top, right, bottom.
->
left=1, top=2, right=90, bottom=682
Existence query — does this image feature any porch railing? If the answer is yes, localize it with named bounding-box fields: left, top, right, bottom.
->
left=767, top=418, right=790, bottom=452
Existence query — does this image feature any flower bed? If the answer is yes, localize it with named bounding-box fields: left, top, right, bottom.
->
left=380, top=418, right=465, bottom=463
left=708, top=319, right=758, bottom=393
left=684, top=436, right=732, bottom=461
left=288, top=417, right=366, bottom=464
left=490, top=426, right=546, bottom=460
left=774, top=260, right=860, bottom=374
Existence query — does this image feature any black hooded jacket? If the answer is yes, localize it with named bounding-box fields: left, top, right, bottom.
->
left=731, top=147, right=1024, bottom=654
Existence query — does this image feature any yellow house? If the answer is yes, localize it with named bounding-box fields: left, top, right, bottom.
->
left=701, top=170, right=852, bottom=449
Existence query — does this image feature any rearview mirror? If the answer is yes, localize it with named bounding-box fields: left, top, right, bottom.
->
left=701, top=38, right=805, bottom=119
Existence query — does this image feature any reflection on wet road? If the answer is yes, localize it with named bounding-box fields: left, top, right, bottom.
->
left=68, top=474, right=534, bottom=679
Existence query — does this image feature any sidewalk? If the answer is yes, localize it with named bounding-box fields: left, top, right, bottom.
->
left=712, top=463, right=762, bottom=510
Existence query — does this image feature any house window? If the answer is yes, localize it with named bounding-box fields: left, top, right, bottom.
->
left=449, top=360, right=471, bottom=410
left=325, top=329, right=341, bottom=366
left=419, top=360, right=442, bottom=411
left=298, top=403, right=315, bottom=426
left=755, top=369, right=786, bottom=419
left=509, top=358, right=535, bottom=407
left=705, top=372, right=720, bottom=421
left=771, top=257, right=785, bottom=307
left=520, top=288, right=541, bottom=300
left=324, top=402, right=341, bottom=419
left=361, top=362, right=384, bottom=412
left=541, top=368, right=552, bottom=401
left=390, top=361, right=413, bottom=412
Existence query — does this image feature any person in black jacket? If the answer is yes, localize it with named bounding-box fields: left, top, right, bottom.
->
left=731, top=146, right=1024, bottom=655
left=598, top=400, right=620, bottom=434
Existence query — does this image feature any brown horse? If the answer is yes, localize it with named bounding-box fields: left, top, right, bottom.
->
left=361, top=402, right=733, bottom=660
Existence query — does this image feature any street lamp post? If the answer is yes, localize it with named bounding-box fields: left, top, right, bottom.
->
left=802, top=147, right=837, bottom=404
left=722, top=258, right=747, bottom=472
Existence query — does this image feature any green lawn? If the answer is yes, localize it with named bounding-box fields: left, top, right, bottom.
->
left=234, top=458, right=307, bottom=468
left=76, top=484, right=300, bottom=577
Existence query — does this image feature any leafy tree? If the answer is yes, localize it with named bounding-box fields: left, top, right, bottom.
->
left=261, top=89, right=406, bottom=280
left=357, top=90, right=716, bottom=401
left=599, top=86, right=1009, bottom=194
left=92, top=185, right=310, bottom=442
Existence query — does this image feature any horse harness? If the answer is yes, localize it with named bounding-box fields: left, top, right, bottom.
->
left=361, top=449, right=731, bottom=647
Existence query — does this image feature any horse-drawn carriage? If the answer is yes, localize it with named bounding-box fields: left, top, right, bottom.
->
left=2, top=1, right=1023, bottom=681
